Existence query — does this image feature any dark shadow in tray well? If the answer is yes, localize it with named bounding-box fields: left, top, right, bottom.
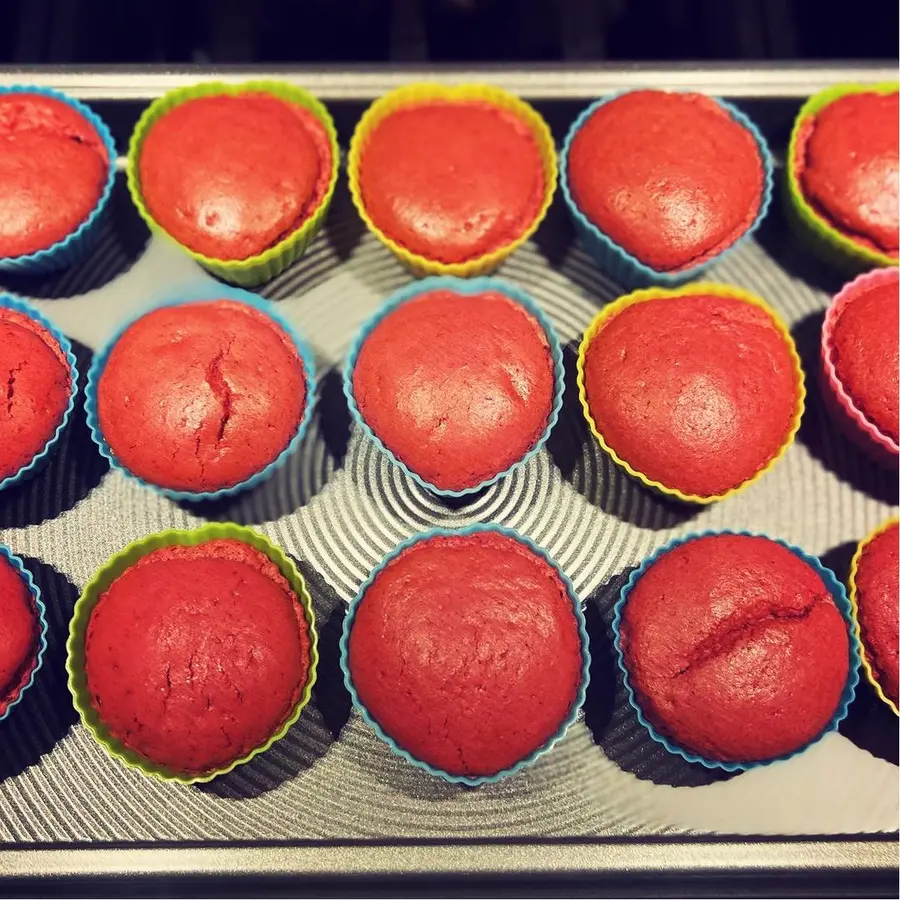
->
left=821, top=541, right=900, bottom=767
left=582, top=567, right=734, bottom=787
left=0, top=177, right=149, bottom=301
left=180, top=366, right=352, bottom=526
left=791, top=313, right=899, bottom=506
left=0, top=559, right=79, bottom=782
left=199, top=557, right=351, bottom=800
left=0, top=341, right=110, bottom=530
left=546, top=343, right=700, bottom=531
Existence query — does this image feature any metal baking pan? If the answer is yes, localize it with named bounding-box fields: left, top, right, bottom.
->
left=0, top=64, right=896, bottom=884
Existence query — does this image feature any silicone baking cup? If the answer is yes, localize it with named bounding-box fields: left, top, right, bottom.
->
left=560, top=91, right=774, bottom=289
left=785, top=81, right=898, bottom=274
left=343, top=276, right=565, bottom=497
left=0, top=546, right=48, bottom=724
left=820, top=267, right=899, bottom=465
left=339, top=524, right=591, bottom=786
left=848, top=517, right=900, bottom=716
left=0, top=86, right=117, bottom=276
left=575, top=282, right=805, bottom=504
left=0, top=294, right=79, bottom=493
left=612, top=531, right=861, bottom=772
left=347, top=82, right=557, bottom=278
left=127, top=80, right=340, bottom=287
left=66, top=524, right=319, bottom=784
left=84, top=284, right=317, bottom=502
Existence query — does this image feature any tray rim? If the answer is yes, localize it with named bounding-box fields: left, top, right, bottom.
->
left=0, top=62, right=896, bottom=100
left=0, top=63, right=895, bottom=882
left=0, top=836, right=897, bottom=879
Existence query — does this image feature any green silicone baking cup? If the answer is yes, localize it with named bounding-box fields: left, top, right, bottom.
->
left=66, top=523, right=319, bottom=784
left=785, top=81, right=899, bottom=274
left=127, top=80, right=340, bottom=287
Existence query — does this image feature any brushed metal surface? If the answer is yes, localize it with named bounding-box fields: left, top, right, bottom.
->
left=0, top=63, right=895, bottom=100
left=0, top=69, right=895, bottom=879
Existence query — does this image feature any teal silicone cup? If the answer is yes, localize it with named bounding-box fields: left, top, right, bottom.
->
left=0, top=294, right=79, bottom=492
left=612, top=530, right=861, bottom=772
left=340, top=524, right=591, bottom=786
left=85, top=284, right=317, bottom=502
left=0, top=86, right=117, bottom=276
left=0, top=546, right=49, bottom=723
left=343, top=276, right=565, bottom=497
left=560, top=92, right=774, bottom=290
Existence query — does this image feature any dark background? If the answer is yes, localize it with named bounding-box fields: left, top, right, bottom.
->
left=3, top=0, right=898, bottom=65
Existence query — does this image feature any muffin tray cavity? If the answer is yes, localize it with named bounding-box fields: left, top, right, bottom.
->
left=0, top=66, right=895, bottom=882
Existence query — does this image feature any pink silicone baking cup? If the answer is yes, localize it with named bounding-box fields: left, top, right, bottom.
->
left=821, top=267, right=899, bottom=466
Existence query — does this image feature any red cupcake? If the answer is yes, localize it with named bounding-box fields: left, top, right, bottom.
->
left=344, top=529, right=587, bottom=782
left=793, top=91, right=898, bottom=260
left=0, top=553, right=42, bottom=718
left=0, top=92, right=110, bottom=259
left=563, top=90, right=767, bottom=277
left=348, top=84, right=555, bottom=275
left=348, top=279, right=562, bottom=494
left=578, top=285, right=804, bottom=501
left=618, top=534, right=852, bottom=764
left=83, top=538, right=313, bottom=775
left=851, top=520, right=899, bottom=713
left=822, top=268, right=899, bottom=462
left=93, top=297, right=311, bottom=496
left=0, top=302, right=75, bottom=485
left=137, top=92, right=333, bottom=262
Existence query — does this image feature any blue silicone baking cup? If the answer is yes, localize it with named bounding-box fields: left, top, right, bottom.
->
left=0, top=86, right=117, bottom=276
left=559, top=92, right=774, bottom=290
left=343, top=276, right=566, bottom=497
left=84, top=283, right=317, bottom=502
left=0, top=545, right=48, bottom=724
left=0, top=294, right=79, bottom=493
left=340, top=524, right=592, bottom=786
left=612, top=530, right=861, bottom=772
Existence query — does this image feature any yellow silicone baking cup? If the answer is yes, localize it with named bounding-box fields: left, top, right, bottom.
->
left=347, top=82, right=557, bottom=278
left=66, top=524, right=319, bottom=784
left=785, top=82, right=899, bottom=274
left=127, top=80, right=340, bottom=288
left=848, top=517, right=900, bottom=716
left=576, top=283, right=806, bottom=505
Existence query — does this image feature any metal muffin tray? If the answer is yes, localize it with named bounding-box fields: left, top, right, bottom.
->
left=0, top=64, right=896, bottom=884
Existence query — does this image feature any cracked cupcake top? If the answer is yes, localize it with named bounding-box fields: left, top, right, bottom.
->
left=0, top=93, right=109, bottom=258
left=97, top=300, right=307, bottom=493
left=619, top=534, right=850, bottom=763
left=0, top=555, right=40, bottom=716
left=0, top=307, right=72, bottom=481
left=84, top=538, right=312, bottom=775
left=347, top=531, right=584, bottom=779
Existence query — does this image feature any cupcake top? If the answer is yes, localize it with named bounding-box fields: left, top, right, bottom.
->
left=347, top=531, right=584, bottom=779
left=351, top=287, right=556, bottom=492
left=829, top=270, right=899, bottom=442
left=84, top=539, right=312, bottom=775
left=0, top=92, right=109, bottom=258
left=854, top=522, right=899, bottom=708
left=566, top=91, right=764, bottom=272
left=619, top=534, right=850, bottom=763
left=137, top=93, right=333, bottom=261
left=795, top=91, right=898, bottom=257
left=0, top=307, right=73, bottom=482
left=356, top=100, right=546, bottom=264
left=97, top=300, right=307, bottom=493
left=580, top=291, right=801, bottom=499
left=0, top=555, right=39, bottom=716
